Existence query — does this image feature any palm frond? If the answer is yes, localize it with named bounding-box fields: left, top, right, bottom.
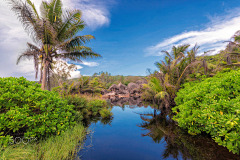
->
left=155, top=92, right=169, bottom=100
left=48, top=0, right=62, bottom=23
left=58, top=9, right=84, bottom=41
left=161, top=50, right=173, bottom=60
left=5, top=0, right=41, bottom=43
left=26, top=0, right=40, bottom=19
left=59, top=35, right=95, bottom=51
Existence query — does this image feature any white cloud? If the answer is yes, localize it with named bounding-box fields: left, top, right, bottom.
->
left=81, top=60, right=99, bottom=67
left=0, top=0, right=111, bottom=80
left=76, top=65, right=83, bottom=69
left=145, top=8, right=240, bottom=56
left=62, top=0, right=112, bottom=29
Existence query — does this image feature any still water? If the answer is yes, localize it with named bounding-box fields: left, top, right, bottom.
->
left=78, top=102, right=240, bottom=160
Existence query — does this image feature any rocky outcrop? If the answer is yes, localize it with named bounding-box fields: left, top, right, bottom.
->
left=127, top=82, right=139, bottom=94
left=102, top=80, right=148, bottom=98
left=109, top=84, right=118, bottom=92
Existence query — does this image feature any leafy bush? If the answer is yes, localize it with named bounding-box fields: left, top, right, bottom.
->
left=87, top=100, right=108, bottom=116
left=0, top=77, right=76, bottom=147
left=64, top=95, right=111, bottom=120
left=65, top=95, right=88, bottom=111
left=172, top=70, right=240, bottom=154
left=99, top=108, right=113, bottom=118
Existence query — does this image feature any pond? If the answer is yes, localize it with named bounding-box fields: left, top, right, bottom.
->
left=78, top=98, right=240, bottom=160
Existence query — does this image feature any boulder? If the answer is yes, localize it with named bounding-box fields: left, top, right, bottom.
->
left=109, top=84, right=119, bottom=92
left=117, top=82, right=129, bottom=95
left=117, top=82, right=128, bottom=90
left=101, top=89, right=110, bottom=95
left=127, top=83, right=140, bottom=94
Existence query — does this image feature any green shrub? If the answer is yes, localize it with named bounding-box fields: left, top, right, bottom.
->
left=65, top=95, right=87, bottom=111
left=232, top=59, right=238, bottom=63
left=64, top=95, right=111, bottom=120
left=220, top=68, right=232, bottom=73
left=86, top=99, right=107, bottom=116
left=0, top=77, right=76, bottom=147
left=99, top=108, right=113, bottom=118
left=172, top=70, right=240, bottom=154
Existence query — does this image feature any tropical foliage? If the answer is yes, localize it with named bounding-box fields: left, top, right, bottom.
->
left=6, top=0, right=101, bottom=90
left=141, top=76, right=169, bottom=108
left=172, top=69, right=240, bottom=154
left=0, top=77, right=76, bottom=147
left=0, top=77, right=112, bottom=149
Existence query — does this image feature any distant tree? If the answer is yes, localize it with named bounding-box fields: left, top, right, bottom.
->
left=50, top=60, right=78, bottom=88
left=88, top=77, right=105, bottom=96
left=78, top=76, right=90, bottom=94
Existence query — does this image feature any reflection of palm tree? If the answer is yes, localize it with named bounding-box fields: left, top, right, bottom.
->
left=137, top=112, right=240, bottom=160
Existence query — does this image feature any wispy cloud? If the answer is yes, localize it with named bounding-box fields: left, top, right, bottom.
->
left=0, top=0, right=111, bottom=80
left=145, top=8, right=240, bottom=56
left=62, top=0, right=113, bottom=29
left=81, top=60, right=99, bottom=67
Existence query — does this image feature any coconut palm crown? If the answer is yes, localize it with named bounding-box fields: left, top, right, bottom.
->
left=5, top=0, right=101, bottom=90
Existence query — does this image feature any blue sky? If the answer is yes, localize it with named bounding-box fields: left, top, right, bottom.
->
left=1, top=0, right=240, bottom=79
left=75, top=0, right=240, bottom=76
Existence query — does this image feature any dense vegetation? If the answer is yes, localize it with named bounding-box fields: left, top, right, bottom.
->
left=0, top=77, right=112, bottom=159
left=140, top=31, right=240, bottom=154
left=141, top=41, right=240, bottom=108
left=0, top=77, right=76, bottom=147
left=172, top=69, right=240, bottom=154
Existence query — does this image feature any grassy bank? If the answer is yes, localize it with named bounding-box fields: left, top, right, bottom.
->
left=0, top=123, right=86, bottom=160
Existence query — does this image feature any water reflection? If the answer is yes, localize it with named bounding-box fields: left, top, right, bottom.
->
left=79, top=98, right=240, bottom=160
left=137, top=111, right=240, bottom=160
left=82, top=114, right=113, bottom=127
left=107, top=96, right=159, bottom=109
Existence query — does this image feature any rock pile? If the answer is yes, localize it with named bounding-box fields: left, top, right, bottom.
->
left=102, top=80, right=147, bottom=98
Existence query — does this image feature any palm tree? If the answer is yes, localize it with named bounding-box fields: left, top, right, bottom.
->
left=78, top=76, right=90, bottom=94
left=142, top=77, right=169, bottom=109
left=223, top=31, right=240, bottom=65
left=6, top=0, right=101, bottom=90
left=155, top=44, right=208, bottom=89
left=156, top=44, right=190, bottom=86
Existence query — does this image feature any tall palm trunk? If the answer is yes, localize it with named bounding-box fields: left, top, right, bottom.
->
left=47, top=67, right=51, bottom=91
left=41, top=58, right=47, bottom=90
left=39, top=60, right=43, bottom=83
